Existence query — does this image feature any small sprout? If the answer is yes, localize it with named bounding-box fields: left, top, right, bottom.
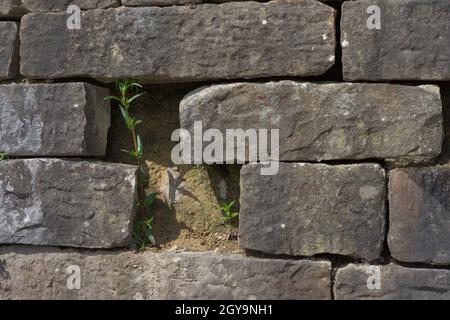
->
left=0, top=153, right=7, bottom=161
left=219, top=201, right=239, bottom=235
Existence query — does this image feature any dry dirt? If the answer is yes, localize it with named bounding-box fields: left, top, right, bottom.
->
left=105, top=83, right=243, bottom=254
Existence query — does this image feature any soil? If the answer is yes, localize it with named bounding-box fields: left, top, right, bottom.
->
left=105, top=83, right=243, bottom=254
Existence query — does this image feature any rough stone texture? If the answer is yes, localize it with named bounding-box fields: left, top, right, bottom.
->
left=0, top=159, right=137, bottom=248
left=0, top=83, right=110, bottom=156
left=21, top=0, right=119, bottom=11
left=0, top=22, right=20, bottom=81
left=20, top=0, right=336, bottom=83
left=0, top=0, right=26, bottom=18
left=341, top=0, right=450, bottom=81
left=335, top=264, right=450, bottom=300
left=180, top=81, right=443, bottom=165
left=122, top=0, right=202, bottom=6
left=239, top=163, right=386, bottom=261
left=388, top=167, right=450, bottom=265
left=0, top=247, right=331, bottom=299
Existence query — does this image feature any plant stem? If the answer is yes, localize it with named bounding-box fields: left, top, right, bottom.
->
left=122, top=91, right=146, bottom=221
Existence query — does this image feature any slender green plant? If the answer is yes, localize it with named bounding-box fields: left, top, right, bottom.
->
left=219, top=201, right=239, bottom=233
left=0, top=153, right=7, bottom=161
left=105, top=80, right=158, bottom=251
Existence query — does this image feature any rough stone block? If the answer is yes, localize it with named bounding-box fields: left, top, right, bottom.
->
left=122, top=0, right=202, bottom=6
left=341, top=0, right=450, bottom=81
left=335, top=264, right=450, bottom=300
left=0, top=159, right=137, bottom=248
left=0, top=0, right=27, bottom=18
left=239, top=163, right=386, bottom=261
left=0, top=248, right=331, bottom=299
left=388, top=167, right=450, bottom=265
left=22, top=0, right=119, bottom=11
left=180, top=81, right=442, bottom=165
left=0, top=83, right=110, bottom=156
left=0, top=22, right=20, bottom=81
left=20, top=0, right=336, bottom=82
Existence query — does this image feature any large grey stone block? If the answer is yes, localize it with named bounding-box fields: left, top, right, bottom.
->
left=180, top=81, right=442, bottom=165
left=20, top=0, right=336, bottom=83
left=335, top=264, right=450, bottom=300
left=22, top=0, right=119, bottom=11
left=0, top=159, right=137, bottom=248
left=0, top=247, right=331, bottom=299
left=388, top=167, right=450, bottom=265
left=122, top=0, right=202, bottom=6
left=0, top=22, right=20, bottom=81
left=0, top=83, right=110, bottom=156
left=239, top=163, right=386, bottom=261
left=341, top=0, right=450, bottom=81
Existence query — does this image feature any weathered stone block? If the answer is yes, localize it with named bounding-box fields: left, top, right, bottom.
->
left=180, top=81, right=442, bottom=165
left=20, top=0, right=336, bottom=83
left=0, top=159, right=137, bottom=248
left=335, top=264, right=450, bottom=300
left=239, top=163, right=386, bottom=261
left=341, top=0, right=450, bottom=81
left=388, top=167, right=450, bottom=265
left=122, top=0, right=202, bottom=6
left=0, top=22, right=19, bottom=81
left=0, top=0, right=26, bottom=18
left=0, top=247, right=331, bottom=299
left=22, top=0, right=119, bottom=11
left=0, top=83, right=110, bottom=156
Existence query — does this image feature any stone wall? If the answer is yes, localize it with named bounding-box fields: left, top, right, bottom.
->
left=0, top=0, right=450, bottom=300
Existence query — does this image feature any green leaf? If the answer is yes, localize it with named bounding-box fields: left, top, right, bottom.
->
left=104, top=96, right=121, bottom=103
left=128, top=92, right=146, bottom=104
left=143, top=192, right=159, bottom=208
left=137, top=134, right=143, bottom=156
left=119, top=106, right=131, bottom=128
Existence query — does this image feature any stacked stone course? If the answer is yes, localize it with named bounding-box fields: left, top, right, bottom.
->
left=0, top=0, right=450, bottom=299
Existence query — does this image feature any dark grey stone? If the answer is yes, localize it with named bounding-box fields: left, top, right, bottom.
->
left=388, top=167, right=450, bottom=265
left=239, top=163, right=386, bottom=261
left=0, top=159, right=137, bottom=248
left=335, top=264, right=450, bottom=300
left=180, top=81, right=442, bottom=165
left=0, top=22, right=19, bottom=80
left=341, top=0, right=450, bottom=81
left=0, top=83, right=110, bottom=156
left=20, top=0, right=336, bottom=83
left=0, top=247, right=331, bottom=299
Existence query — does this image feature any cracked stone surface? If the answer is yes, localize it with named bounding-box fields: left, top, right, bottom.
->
left=0, top=83, right=110, bottom=156
left=341, top=0, right=450, bottom=81
left=180, top=81, right=443, bottom=165
left=20, top=0, right=336, bottom=83
left=0, top=159, right=137, bottom=248
left=335, top=264, right=450, bottom=300
left=239, top=163, right=386, bottom=261
left=0, top=22, right=20, bottom=81
left=0, top=247, right=331, bottom=299
left=388, top=167, right=450, bottom=265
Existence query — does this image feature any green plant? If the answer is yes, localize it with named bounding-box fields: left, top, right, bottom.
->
left=0, top=153, right=7, bottom=160
left=219, top=201, right=239, bottom=232
left=105, top=80, right=158, bottom=250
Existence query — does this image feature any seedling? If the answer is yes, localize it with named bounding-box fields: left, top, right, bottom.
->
left=219, top=201, right=239, bottom=233
left=0, top=153, right=7, bottom=160
left=105, top=80, right=159, bottom=251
